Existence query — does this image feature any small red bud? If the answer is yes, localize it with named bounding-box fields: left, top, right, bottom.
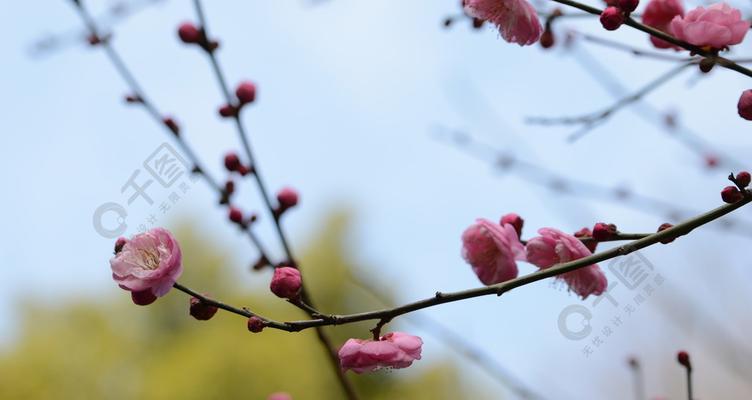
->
left=657, top=223, right=674, bottom=244
left=540, top=29, right=555, bottom=49
left=592, top=222, right=617, bottom=241
left=224, top=180, right=235, bottom=195
left=738, top=90, right=752, bottom=121
left=736, top=171, right=751, bottom=188
left=228, top=206, right=244, bottom=224
left=617, top=0, right=639, bottom=13
left=235, top=81, right=257, bottom=105
left=162, top=117, right=180, bottom=136
left=270, top=266, right=302, bottom=300
left=218, top=104, right=237, bottom=118
left=247, top=316, right=265, bottom=333
left=574, top=227, right=597, bottom=253
left=600, top=7, right=624, bottom=31
left=276, top=187, right=299, bottom=209
left=114, top=237, right=127, bottom=254
left=189, top=296, right=218, bottom=321
left=704, top=154, right=719, bottom=168
left=131, top=289, right=157, bottom=306
left=124, top=94, right=142, bottom=103
left=676, top=350, right=691, bottom=370
left=178, top=22, right=202, bottom=44
left=500, top=213, right=524, bottom=237
left=224, top=152, right=241, bottom=172
left=721, top=186, right=743, bottom=203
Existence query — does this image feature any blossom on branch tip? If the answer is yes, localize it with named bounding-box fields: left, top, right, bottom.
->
left=110, top=228, right=183, bottom=300
left=178, top=22, right=202, bottom=44
left=525, top=227, right=607, bottom=299
left=463, top=0, right=543, bottom=46
left=338, top=332, right=423, bottom=373
left=669, top=3, right=749, bottom=49
left=270, top=267, right=302, bottom=300
left=592, top=222, right=617, bottom=241
left=462, top=219, right=526, bottom=285
left=642, top=0, right=685, bottom=49
left=277, top=187, right=300, bottom=209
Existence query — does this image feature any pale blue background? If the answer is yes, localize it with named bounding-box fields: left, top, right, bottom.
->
left=2, top=0, right=752, bottom=399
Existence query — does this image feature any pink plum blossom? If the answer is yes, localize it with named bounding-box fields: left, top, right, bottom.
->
left=338, top=332, right=423, bottom=373
left=642, top=0, right=685, bottom=49
left=462, top=219, right=526, bottom=285
left=110, top=228, right=183, bottom=299
left=463, top=0, right=543, bottom=46
left=670, top=3, right=749, bottom=49
left=525, top=227, right=607, bottom=299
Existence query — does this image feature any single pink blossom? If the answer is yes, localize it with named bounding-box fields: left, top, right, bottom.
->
left=670, top=3, right=749, bottom=49
left=110, top=228, right=183, bottom=298
left=463, top=0, right=543, bottom=46
left=270, top=266, right=302, bottom=299
left=462, top=219, right=526, bottom=285
left=525, top=227, right=607, bottom=299
left=338, top=332, right=423, bottom=373
left=642, top=0, right=685, bottom=49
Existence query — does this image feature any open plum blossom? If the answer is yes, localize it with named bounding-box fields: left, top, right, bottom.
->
left=338, top=332, right=423, bottom=373
left=110, top=228, right=183, bottom=302
left=462, top=218, right=526, bottom=285
left=526, top=228, right=607, bottom=299
left=642, top=0, right=685, bottom=49
left=463, top=0, right=543, bottom=46
left=670, top=3, right=749, bottom=49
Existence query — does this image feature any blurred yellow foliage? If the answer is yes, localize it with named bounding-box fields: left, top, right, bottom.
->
left=0, top=212, right=482, bottom=400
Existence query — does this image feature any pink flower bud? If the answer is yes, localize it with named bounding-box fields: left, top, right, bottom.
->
left=676, top=350, right=691, bottom=369
left=500, top=213, right=524, bottom=237
left=736, top=171, right=751, bottom=188
left=592, top=222, right=617, bottom=241
left=270, top=267, right=302, bottom=299
left=600, top=7, right=624, bottom=30
left=224, top=152, right=241, bottom=172
left=574, top=227, right=597, bottom=252
left=276, top=187, right=299, bottom=209
left=247, top=316, right=265, bottom=333
left=224, top=180, right=235, bottom=195
left=228, top=207, right=244, bottom=224
left=657, top=223, right=675, bottom=243
left=178, top=22, right=202, bottom=44
left=131, top=289, right=158, bottom=306
left=218, top=104, right=238, bottom=118
left=235, top=81, right=257, bottom=105
left=721, top=186, right=743, bottom=203
left=737, top=90, right=752, bottom=120
left=618, top=0, right=639, bottom=13
left=189, top=296, right=218, bottom=321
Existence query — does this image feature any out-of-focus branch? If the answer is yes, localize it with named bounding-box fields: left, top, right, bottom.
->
left=67, top=0, right=272, bottom=261
left=434, top=128, right=752, bottom=237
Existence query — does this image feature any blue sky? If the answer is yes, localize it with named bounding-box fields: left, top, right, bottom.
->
left=2, top=0, right=752, bottom=399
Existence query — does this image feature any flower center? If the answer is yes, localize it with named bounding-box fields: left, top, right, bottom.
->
left=138, top=248, right=160, bottom=270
